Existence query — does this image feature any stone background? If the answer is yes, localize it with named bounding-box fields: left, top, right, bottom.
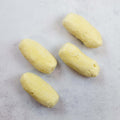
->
left=0, top=0, right=120, bottom=120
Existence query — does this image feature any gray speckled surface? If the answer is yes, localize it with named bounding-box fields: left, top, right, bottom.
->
left=0, top=0, right=120, bottom=120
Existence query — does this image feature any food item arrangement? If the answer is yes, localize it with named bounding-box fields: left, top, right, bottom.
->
left=19, top=13, right=102, bottom=108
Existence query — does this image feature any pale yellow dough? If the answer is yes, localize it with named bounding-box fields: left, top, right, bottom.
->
left=63, top=13, right=102, bottom=48
left=20, top=72, right=59, bottom=108
left=19, top=39, right=57, bottom=74
left=59, top=43, right=100, bottom=77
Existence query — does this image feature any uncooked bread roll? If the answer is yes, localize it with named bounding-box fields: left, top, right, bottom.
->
left=63, top=13, right=102, bottom=48
left=19, top=39, right=57, bottom=74
left=59, top=43, right=100, bottom=77
left=20, top=72, right=59, bottom=108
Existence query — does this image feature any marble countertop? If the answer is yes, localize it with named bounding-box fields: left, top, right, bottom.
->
left=0, top=0, right=120, bottom=120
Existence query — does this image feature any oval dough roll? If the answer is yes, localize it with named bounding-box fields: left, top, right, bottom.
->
left=20, top=72, right=59, bottom=108
left=19, top=39, right=57, bottom=74
left=59, top=43, right=100, bottom=77
left=63, top=13, right=102, bottom=48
